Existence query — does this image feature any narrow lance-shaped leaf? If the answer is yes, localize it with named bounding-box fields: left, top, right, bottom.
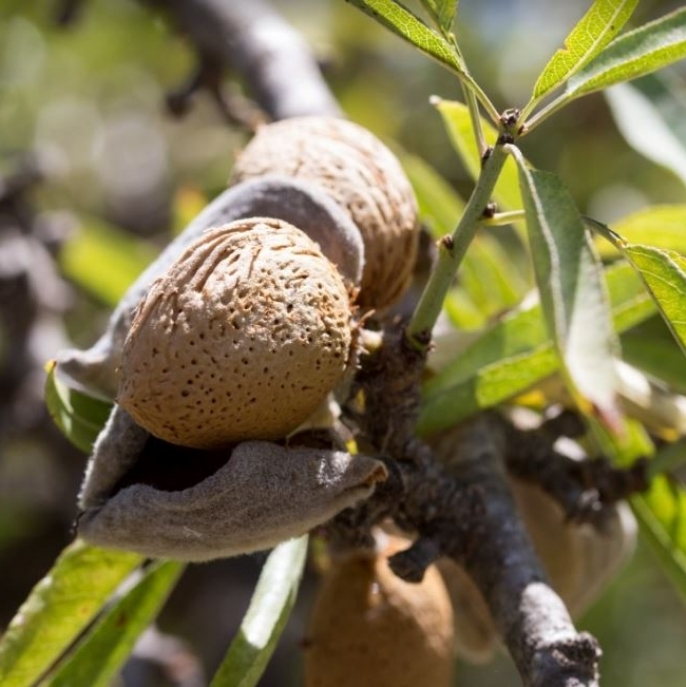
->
left=434, top=99, right=523, bottom=212
left=418, top=262, right=655, bottom=436
left=595, top=205, right=686, bottom=259
left=566, top=7, right=686, bottom=98
left=210, top=536, right=308, bottom=687
left=532, top=0, right=638, bottom=101
left=345, top=0, right=464, bottom=75
left=44, top=561, right=184, bottom=687
left=419, top=0, right=458, bottom=33
left=510, top=147, right=622, bottom=428
left=0, top=541, right=142, bottom=687
left=44, top=360, right=113, bottom=453
left=605, top=83, right=686, bottom=190
left=59, top=216, right=158, bottom=307
left=623, top=245, right=686, bottom=356
left=634, top=477, right=686, bottom=604
left=590, top=420, right=686, bottom=605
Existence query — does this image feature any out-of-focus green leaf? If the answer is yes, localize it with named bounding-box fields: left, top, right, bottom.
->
left=606, top=83, right=686, bottom=189
left=596, top=205, right=686, bottom=258
left=60, top=216, right=158, bottom=307
left=583, top=413, right=686, bottom=602
left=403, top=154, right=465, bottom=239
left=419, top=0, right=458, bottom=32
left=210, top=536, right=308, bottom=687
left=633, top=477, right=686, bottom=604
left=460, top=234, right=528, bottom=315
left=172, top=186, right=209, bottom=236
left=624, top=245, right=686, bottom=355
left=532, top=0, right=638, bottom=100
left=566, top=7, right=686, bottom=99
left=344, top=0, right=464, bottom=74
left=418, top=262, right=654, bottom=435
left=44, top=561, right=184, bottom=687
left=44, top=360, right=113, bottom=453
left=0, top=541, right=142, bottom=687
left=622, top=317, right=686, bottom=396
left=435, top=99, right=523, bottom=212
left=512, top=154, right=622, bottom=427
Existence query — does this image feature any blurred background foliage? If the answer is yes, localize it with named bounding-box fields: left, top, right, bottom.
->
left=0, top=0, right=685, bottom=685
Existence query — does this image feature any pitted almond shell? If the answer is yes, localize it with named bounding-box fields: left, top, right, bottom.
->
left=118, top=218, right=353, bottom=449
left=230, top=116, right=419, bottom=310
left=304, top=535, right=455, bottom=687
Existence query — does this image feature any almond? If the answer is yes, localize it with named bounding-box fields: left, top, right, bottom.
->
left=230, top=116, right=419, bottom=310
left=118, top=217, right=354, bottom=449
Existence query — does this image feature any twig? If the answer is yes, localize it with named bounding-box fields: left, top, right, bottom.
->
left=334, top=326, right=602, bottom=686
left=141, top=0, right=342, bottom=121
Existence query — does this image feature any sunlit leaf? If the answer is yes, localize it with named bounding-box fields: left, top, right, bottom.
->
left=44, top=561, right=184, bottom=687
left=344, top=0, right=464, bottom=74
left=210, top=536, right=308, bottom=687
left=435, top=99, right=523, bottom=213
left=419, top=0, right=458, bottom=32
left=624, top=245, right=686, bottom=355
left=532, top=0, right=638, bottom=100
left=0, top=541, right=142, bottom=687
left=512, top=152, right=622, bottom=427
left=597, top=205, right=686, bottom=258
left=418, top=262, right=654, bottom=436
left=44, top=360, right=113, bottom=453
left=566, top=7, right=686, bottom=98
left=60, top=216, right=158, bottom=307
left=606, top=83, right=686, bottom=189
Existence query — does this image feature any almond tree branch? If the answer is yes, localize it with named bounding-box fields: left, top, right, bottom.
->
left=334, top=326, right=602, bottom=687
left=140, top=0, right=342, bottom=121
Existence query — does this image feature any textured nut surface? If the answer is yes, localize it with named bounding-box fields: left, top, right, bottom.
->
left=230, top=116, right=419, bottom=309
left=118, top=218, right=353, bottom=449
left=304, top=535, right=454, bottom=687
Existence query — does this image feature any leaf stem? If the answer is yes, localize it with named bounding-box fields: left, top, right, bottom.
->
left=406, top=142, right=509, bottom=348
left=462, top=82, right=488, bottom=156
left=480, top=209, right=526, bottom=226
left=521, top=92, right=571, bottom=135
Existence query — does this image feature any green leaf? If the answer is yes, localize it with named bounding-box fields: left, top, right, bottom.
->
left=512, top=152, right=622, bottom=426
left=59, top=216, right=158, bottom=307
left=402, top=153, right=465, bottom=239
left=418, top=262, right=654, bottom=436
left=419, top=0, right=458, bottom=32
left=344, top=0, right=464, bottom=74
left=44, top=360, right=113, bottom=453
left=567, top=7, right=686, bottom=98
left=597, top=205, right=686, bottom=258
left=532, top=0, right=638, bottom=100
left=622, top=318, right=686, bottom=396
left=435, top=99, right=523, bottom=213
left=210, top=536, right=308, bottom=687
left=459, top=234, right=528, bottom=316
left=43, top=561, right=184, bottom=687
left=624, top=245, right=686, bottom=355
left=0, top=541, right=142, bottom=687
left=633, top=476, right=686, bottom=604
left=605, top=82, right=686, bottom=189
